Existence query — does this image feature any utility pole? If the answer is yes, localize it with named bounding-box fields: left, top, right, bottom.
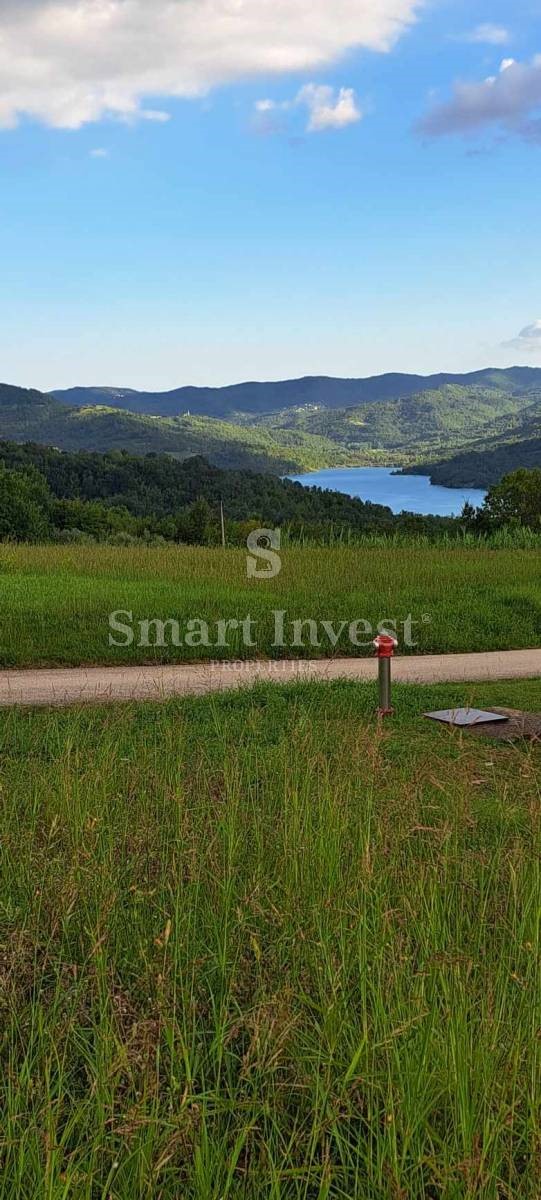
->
left=220, top=500, right=226, bottom=549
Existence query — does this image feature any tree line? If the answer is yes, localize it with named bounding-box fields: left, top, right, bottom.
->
left=0, top=441, right=539, bottom=546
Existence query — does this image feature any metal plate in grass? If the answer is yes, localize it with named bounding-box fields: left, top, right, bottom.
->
left=459, top=708, right=541, bottom=742
left=424, top=708, right=510, bottom=727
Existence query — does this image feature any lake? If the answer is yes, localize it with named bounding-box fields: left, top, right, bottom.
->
left=288, top=466, right=487, bottom=517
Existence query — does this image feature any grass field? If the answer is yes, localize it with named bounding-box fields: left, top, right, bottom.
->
left=0, top=679, right=540, bottom=1197
left=1, top=543, right=541, bottom=667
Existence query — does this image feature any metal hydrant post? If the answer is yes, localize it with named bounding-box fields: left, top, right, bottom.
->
left=373, top=634, right=398, bottom=717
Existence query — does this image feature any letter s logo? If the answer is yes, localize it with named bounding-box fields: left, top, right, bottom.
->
left=246, top=528, right=282, bottom=579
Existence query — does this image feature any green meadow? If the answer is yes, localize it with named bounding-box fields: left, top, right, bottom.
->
left=1, top=542, right=540, bottom=667
left=0, top=679, right=539, bottom=1197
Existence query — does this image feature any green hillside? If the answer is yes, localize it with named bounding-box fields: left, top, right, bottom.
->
left=403, top=434, right=541, bottom=488
left=0, top=384, right=357, bottom=474
left=251, top=383, right=540, bottom=457
left=3, top=377, right=541, bottom=477
left=400, top=396, right=541, bottom=487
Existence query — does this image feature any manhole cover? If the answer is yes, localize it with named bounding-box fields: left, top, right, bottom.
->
left=424, top=709, right=509, bottom=727
left=425, top=708, right=541, bottom=742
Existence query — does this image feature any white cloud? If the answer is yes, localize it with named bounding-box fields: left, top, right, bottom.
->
left=464, top=24, right=510, bottom=46
left=299, top=83, right=362, bottom=131
left=255, top=82, right=362, bottom=132
left=90, top=147, right=109, bottom=157
left=504, top=321, right=541, bottom=354
left=418, top=55, right=541, bottom=141
left=0, top=0, right=421, bottom=131
left=140, top=110, right=171, bottom=124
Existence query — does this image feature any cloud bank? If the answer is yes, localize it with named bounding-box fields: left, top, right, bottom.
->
left=419, top=55, right=541, bottom=142
left=0, top=0, right=420, bottom=130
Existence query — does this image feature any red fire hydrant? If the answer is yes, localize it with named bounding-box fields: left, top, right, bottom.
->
left=373, top=633, right=398, bottom=717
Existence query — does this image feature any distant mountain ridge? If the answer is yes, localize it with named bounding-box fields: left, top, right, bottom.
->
left=53, top=367, right=541, bottom=421
left=4, top=368, right=541, bottom=482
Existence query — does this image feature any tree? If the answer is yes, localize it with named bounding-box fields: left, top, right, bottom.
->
left=180, top=497, right=216, bottom=545
left=460, top=501, right=477, bottom=524
left=482, top=469, right=541, bottom=528
left=0, top=466, right=52, bottom=541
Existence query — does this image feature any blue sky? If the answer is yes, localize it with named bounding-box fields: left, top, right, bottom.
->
left=0, top=0, right=539, bottom=391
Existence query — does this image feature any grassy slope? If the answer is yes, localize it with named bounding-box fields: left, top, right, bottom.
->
left=1, top=543, right=541, bottom=666
left=1, top=679, right=539, bottom=1197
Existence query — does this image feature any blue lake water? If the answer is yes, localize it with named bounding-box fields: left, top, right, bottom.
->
left=288, top=467, right=487, bottom=517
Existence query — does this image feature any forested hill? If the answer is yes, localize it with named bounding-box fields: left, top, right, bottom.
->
left=254, top=383, right=540, bottom=455
left=0, top=383, right=354, bottom=475
left=0, top=441, right=399, bottom=528
left=53, top=367, right=541, bottom=421
left=403, top=435, right=541, bottom=489
left=5, top=375, right=541, bottom=480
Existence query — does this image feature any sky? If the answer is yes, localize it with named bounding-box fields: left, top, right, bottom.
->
left=0, top=0, right=539, bottom=392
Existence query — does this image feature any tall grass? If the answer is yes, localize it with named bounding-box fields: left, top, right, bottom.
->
left=1, top=543, right=540, bottom=667
left=280, top=526, right=541, bottom=550
left=0, top=679, right=539, bottom=1197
